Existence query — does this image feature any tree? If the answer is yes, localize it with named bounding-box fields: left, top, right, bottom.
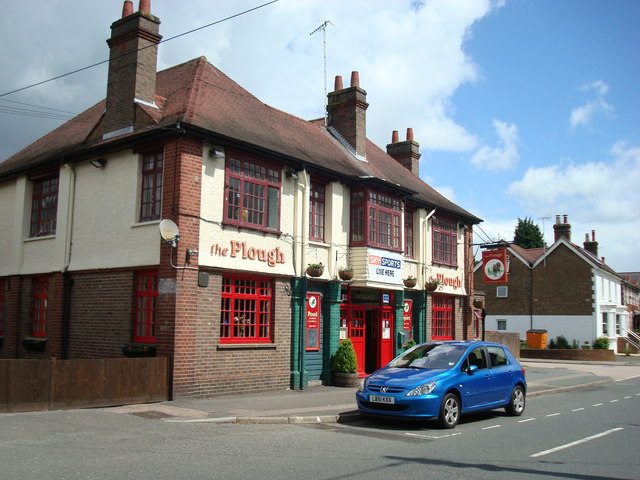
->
left=513, top=217, right=544, bottom=249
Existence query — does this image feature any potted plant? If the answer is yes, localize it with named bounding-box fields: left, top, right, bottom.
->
left=473, top=298, right=484, bottom=309
left=425, top=279, right=440, bottom=292
left=332, top=338, right=359, bottom=387
left=403, top=275, right=417, bottom=288
left=338, top=267, right=354, bottom=281
left=122, top=344, right=157, bottom=357
left=306, top=262, right=324, bottom=278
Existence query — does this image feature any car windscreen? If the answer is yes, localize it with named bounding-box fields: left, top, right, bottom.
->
left=389, top=343, right=468, bottom=370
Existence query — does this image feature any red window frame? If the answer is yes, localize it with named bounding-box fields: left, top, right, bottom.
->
left=30, top=174, right=58, bottom=237
left=432, top=216, right=458, bottom=267
left=134, top=271, right=158, bottom=343
left=432, top=295, right=453, bottom=340
left=140, top=151, right=163, bottom=222
left=350, top=188, right=402, bottom=251
left=404, top=209, right=414, bottom=258
left=309, top=181, right=325, bottom=242
left=224, top=151, right=281, bottom=232
left=219, top=275, right=273, bottom=344
left=0, top=278, right=5, bottom=335
left=31, top=277, right=48, bottom=338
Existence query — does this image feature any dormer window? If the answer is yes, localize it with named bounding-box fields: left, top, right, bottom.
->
left=350, top=188, right=402, bottom=251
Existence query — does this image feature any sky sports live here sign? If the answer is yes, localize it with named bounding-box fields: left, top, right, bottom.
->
left=368, top=249, right=403, bottom=285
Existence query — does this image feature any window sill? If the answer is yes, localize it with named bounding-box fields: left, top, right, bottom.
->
left=132, top=219, right=161, bottom=228
left=217, top=343, right=278, bottom=350
left=221, top=221, right=282, bottom=237
left=24, top=234, right=56, bottom=242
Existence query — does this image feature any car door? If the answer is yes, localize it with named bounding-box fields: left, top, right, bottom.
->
left=486, top=345, right=515, bottom=404
left=459, top=346, right=493, bottom=409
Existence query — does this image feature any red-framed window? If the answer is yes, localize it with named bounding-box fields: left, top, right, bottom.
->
left=134, top=271, right=158, bottom=343
left=220, top=276, right=273, bottom=344
left=30, top=174, right=58, bottom=237
left=140, top=151, right=163, bottom=222
left=31, top=277, right=48, bottom=338
left=432, top=216, right=458, bottom=267
left=309, top=181, right=325, bottom=242
left=0, top=278, right=5, bottom=335
left=224, top=151, right=281, bottom=232
left=404, top=209, right=414, bottom=258
left=350, top=189, right=402, bottom=251
left=432, top=295, right=453, bottom=340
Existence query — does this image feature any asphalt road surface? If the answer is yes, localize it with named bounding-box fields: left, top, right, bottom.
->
left=1, top=378, right=638, bottom=480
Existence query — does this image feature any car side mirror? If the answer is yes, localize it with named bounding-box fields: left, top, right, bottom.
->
left=467, top=365, right=478, bottom=375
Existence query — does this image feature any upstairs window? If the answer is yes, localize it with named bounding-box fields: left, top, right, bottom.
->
left=224, top=152, right=281, bottom=232
left=140, top=151, right=163, bottom=221
left=31, top=277, right=48, bottom=338
left=432, top=216, right=458, bottom=267
left=309, top=181, right=326, bottom=242
left=134, top=271, right=158, bottom=343
left=404, top=209, right=414, bottom=258
left=350, top=189, right=402, bottom=251
left=30, top=174, right=59, bottom=237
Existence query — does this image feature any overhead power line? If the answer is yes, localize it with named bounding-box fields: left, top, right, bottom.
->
left=0, top=0, right=279, bottom=99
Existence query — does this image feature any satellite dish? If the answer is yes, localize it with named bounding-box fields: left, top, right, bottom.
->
left=159, top=219, right=180, bottom=247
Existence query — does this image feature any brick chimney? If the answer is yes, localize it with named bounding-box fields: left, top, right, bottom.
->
left=386, top=128, right=421, bottom=176
left=326, top=72, right=369, bottom=158
left=103, top=0, right=162, bottom=137
left=553, top=214, right=571, bottom=242
left=583, top=230, right=599, bottom=257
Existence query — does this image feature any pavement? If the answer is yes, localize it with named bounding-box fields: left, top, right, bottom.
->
left=107, top=354, right=640, bottom=424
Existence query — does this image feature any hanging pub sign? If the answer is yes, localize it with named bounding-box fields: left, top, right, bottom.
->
left=306, top=293, right=321, bottom=351
left=482, top=249, right=508, bottom=284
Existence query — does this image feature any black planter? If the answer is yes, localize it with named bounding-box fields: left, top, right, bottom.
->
left=22, top=337, right=47, bottom=352
left=122, top=345, right=156, bottom=357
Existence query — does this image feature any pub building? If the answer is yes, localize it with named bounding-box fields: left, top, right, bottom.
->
left=0, top=0, right=481, bottom=398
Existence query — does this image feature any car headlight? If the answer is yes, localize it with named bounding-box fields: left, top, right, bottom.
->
left=406, top=381, right=436, bottom=397
left=357, top=377, right=367, bottom=392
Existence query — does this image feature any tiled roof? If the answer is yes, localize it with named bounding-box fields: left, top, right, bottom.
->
left=0, top=57, right=479, bottom=222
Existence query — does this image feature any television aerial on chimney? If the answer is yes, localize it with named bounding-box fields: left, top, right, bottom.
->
left=310, top=19, right=333, bottom=121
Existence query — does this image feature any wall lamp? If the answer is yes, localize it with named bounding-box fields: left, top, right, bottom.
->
left=285, top=170, right=299, bottom=180
left=208, top=148, right=224, bottom=158
left=90, top=158, right=107, bottom=168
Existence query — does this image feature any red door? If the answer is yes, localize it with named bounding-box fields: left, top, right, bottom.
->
left=379, top=308, right=394, bottom=366
left=348, top=308, right=366, bottom=376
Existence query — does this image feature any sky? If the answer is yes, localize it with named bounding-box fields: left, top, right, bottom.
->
left=1, top=0, right=639, bottom=272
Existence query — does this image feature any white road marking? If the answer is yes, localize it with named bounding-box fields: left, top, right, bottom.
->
left=546, top=413, right=561, bottom=417
left=624, top=396, right=631, bottom=399
left=609, top=399, right=619, bottom=403
left=482, top=425, right=501, bottom=430
left=519, top=418, right=535, bottom=423
left=592, top=403, right=603, bottom=407
left=572, top=408, right=585, bottom=412
left=531, top=428, right=624, bottom=458
left=405, top=432, right=461, bottom=440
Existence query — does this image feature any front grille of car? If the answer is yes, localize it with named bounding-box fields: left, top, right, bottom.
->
left=360, top=401, right=408, bottom=412
left=368, top=385, right=406, bottom=394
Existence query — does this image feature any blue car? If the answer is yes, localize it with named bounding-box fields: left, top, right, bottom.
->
left=356, top=341, right=526, bottom=428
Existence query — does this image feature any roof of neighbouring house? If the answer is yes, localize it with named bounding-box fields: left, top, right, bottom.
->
left=0, top=56, right=480, bottom=223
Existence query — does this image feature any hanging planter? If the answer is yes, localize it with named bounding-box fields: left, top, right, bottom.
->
left=403, top=277, right=417, bottom=288
left=338, top=268, right=353, bottom=281
left=122, top=344, right=156, bottom=358
left=306, top=263, right=324, bottom=278
left=425, top=280, right=440, bottom=292
left=473, top=298, right=484, bottom=309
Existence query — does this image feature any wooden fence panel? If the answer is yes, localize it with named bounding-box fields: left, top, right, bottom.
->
left=0, top=357, right=168, bottom=413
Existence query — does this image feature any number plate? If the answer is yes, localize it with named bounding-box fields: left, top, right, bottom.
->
left=370, top=395, right=395, bottom=404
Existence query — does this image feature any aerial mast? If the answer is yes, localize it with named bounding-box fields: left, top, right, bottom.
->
left=310, top=20, right=333, bottom=124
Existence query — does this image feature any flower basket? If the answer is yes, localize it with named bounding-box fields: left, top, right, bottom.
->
left=403, top=277, right=417, bottom=288
left=338, top=269, right=354, bottom=281
left=473, top=299, right=484, bottom=309
left=122, top=344, right=157, bottom=358
left=425, top=280, right=440, bottom=292
left=306, top=264, right=324, bottom=277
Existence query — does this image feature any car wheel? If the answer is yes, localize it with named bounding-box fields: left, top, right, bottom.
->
left=438, top=393, right=460, bottom=429
left=505, top=385, right=525, bottom=416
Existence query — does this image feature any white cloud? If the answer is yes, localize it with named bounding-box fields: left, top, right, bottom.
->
left=569, top=80, right=614, bottom=129
left=469, top=119, right=519, bottom=171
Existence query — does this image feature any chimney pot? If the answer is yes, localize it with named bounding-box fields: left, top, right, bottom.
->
left=591, top=230, right=596, bottom=241
left=406, top=128, right=414, bottom=141
left=122, top=1, right=134, bottom=17
left=334, top=75, right=343, bottom=91
left=350, top=71, right=359, bottom=88
left=555, top=215, right=561, bottom=224
left=391, top=130, right=399, bottom=143
left=563, top=214, right=568, bottom=223
left=139, top=0, right=151, bottom=13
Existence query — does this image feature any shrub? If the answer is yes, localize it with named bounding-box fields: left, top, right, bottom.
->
left=572, top=339, right=579, bottom=350
left=403, top=339, right=417, bottom=351
left=549, top=338, right=556, bottom=349
left=332, top=338, right=358, bottom=373
left=592, top=337, right=610, bottom=350
left=555, top=335, right=571, bottom=349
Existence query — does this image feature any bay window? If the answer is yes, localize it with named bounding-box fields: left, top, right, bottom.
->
left=350, top=189, right=402, bottom=251
left=432, top=216, right=458, bottom=266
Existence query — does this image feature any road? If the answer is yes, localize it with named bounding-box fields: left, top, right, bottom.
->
left=1, top=379, right=638, bottom=480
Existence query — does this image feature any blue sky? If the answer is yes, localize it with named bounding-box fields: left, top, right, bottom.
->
left=1, top=0, right=638, bottom=271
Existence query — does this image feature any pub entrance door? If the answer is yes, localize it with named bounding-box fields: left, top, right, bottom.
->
left=344, top=305, right=394, bottom=376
